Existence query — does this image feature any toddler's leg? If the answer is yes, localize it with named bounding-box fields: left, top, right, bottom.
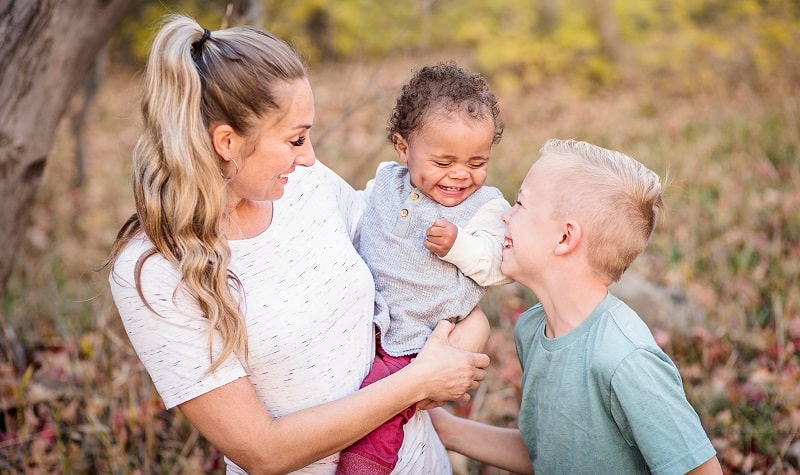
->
left=336, top=339, right=414, bottom=475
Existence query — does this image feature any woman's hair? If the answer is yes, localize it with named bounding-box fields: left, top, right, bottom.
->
left=108, top=14, right=306, bottom=372
left=387, top=61, right=503, bottom=144
left=541, top=139, right=664, bottom=283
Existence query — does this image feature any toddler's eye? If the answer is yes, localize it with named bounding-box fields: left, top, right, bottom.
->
left=291, top=136, right=306, bottom=147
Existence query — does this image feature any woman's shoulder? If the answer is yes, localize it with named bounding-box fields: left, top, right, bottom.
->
left=108, top=234, right=177, bottom=288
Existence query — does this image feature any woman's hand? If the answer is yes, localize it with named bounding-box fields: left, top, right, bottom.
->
left=176, top=321, right=488, bottom=474
left=407, top=320, right=489, bottom=403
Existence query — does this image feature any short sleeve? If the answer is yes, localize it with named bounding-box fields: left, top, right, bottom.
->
left=609, top=349, right=717, bottom=475
left=109, top=240, right=247, bottom=409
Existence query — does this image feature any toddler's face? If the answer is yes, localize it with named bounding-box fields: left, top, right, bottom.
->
left=396, top=113, right=495, bottom=207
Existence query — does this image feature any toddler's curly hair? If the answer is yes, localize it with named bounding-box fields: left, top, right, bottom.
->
left=387, top=62, right=503, bottom=145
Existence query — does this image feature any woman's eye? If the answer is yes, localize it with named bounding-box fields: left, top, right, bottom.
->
left=290, top=136, right=306, bottom=147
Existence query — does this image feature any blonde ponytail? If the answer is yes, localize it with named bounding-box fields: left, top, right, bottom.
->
left=110, top=14, right=306, bottom=372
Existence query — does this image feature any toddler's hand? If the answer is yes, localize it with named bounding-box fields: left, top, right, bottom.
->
left=424, top=218, right=457, bottom=257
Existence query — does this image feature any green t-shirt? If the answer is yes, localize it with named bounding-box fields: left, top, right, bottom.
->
left=514, top=293, right=716, bottom=475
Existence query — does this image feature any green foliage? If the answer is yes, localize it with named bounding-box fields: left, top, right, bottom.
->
left=111, top=0, right=800, bottom=91
left=111, top=0, right=240, bottom=64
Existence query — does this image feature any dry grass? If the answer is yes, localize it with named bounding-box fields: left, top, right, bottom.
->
left=1, top=52, right=798, bottom=473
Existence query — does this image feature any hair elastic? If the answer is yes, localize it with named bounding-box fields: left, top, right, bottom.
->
left=191, top=28, right=212, bottom=58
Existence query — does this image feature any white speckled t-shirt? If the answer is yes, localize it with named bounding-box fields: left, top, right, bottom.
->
left=110, top=161, right=451, bottom=474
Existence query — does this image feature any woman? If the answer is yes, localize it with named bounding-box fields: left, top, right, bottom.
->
left=108, top=14, right=488, bottom=474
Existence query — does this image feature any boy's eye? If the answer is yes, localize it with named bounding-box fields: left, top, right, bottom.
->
left=290, top=136, right=306, bottom=147
left=468, top=162, right=488, bottom=169
left=433, top=161, right=450, bottom=167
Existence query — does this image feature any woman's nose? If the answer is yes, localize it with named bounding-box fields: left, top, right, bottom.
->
left=296, top=144, right=316, bottom=167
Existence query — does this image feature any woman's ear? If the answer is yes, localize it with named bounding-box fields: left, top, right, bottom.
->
left=392, top=133, right=409, bottom=161
left=211, top=124, right=237, bottom=159
left=554, top=220, right=582, bottom=256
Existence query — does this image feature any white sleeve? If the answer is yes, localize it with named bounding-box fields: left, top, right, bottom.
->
left=440, top=197, right=513, bottom=287
left=313, top=160, right=365, bottom=244
left=109, top=239, right=247, bottom=409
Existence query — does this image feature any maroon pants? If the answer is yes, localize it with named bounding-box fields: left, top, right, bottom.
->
left=336, top=337, right=416, bottom=475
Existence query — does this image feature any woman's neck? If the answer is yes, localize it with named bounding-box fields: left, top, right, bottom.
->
left=224, top=199, right=274, bottom=240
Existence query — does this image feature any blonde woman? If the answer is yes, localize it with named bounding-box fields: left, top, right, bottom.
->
left=108, top=14, right=488, bottom=475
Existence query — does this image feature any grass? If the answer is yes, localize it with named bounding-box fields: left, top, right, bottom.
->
left=1, top=52, right=798, bottom=473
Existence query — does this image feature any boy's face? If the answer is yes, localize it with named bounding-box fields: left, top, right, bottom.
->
left=500, top=155, right=563, bottom=283
left=394, top=112, right=495, bottom=207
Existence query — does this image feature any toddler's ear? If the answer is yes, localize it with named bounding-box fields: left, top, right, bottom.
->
left=392, top=133, right=409, bottom=161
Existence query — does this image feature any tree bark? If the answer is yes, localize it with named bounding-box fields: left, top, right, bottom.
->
left=588, top=0, right=621, bottom=61
left=0, top=0, right=138, bottom=297
left=537, top=0, right=560, bottom=35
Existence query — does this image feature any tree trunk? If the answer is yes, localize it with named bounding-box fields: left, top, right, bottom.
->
left=588, top=0, right=621, bottom=61
left=537, top=0, right=560, bottom=35
left=0, top=0, right=138, bottom=298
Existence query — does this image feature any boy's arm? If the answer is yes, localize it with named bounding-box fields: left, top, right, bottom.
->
left=686, top=457, right=723, bottom=475
left=428, top=407, right=534, bottom=475
left=435, top=198, right=512, bottom=287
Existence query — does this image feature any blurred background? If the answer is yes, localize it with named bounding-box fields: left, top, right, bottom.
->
left=1, top=0, right=799, bottom=473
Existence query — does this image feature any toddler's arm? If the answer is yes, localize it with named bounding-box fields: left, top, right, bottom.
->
left=416, top=306, right=489, bottom=411
left=427, top=198, right=512, bottom=287
left=448, top=305, right=490, bottom=353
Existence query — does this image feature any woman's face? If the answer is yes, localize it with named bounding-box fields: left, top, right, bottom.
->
left=228, top=78, right=316, bottom=203
left=394, top=111, right=495, bottom=207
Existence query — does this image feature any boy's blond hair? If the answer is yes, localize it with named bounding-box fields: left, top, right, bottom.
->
left=541, top=139, right=663, bottom=283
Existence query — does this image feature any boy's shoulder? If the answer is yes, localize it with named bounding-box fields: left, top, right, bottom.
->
left=591, top=294, right=673, bottom=374
left=602, top=295, right=658, bottom=348
left=514, top=304, right=546, bottom=340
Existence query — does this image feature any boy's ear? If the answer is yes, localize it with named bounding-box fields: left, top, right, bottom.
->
left=554, top=220, right=582, bottom=255
left=211, top=124, right=238, bottom=159
left=392, top=133, right=408, bottom=161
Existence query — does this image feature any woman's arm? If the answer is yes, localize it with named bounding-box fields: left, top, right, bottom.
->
left=428, top=407, right=533, bottom=475
left=179, top=320, right=489, bottom=475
